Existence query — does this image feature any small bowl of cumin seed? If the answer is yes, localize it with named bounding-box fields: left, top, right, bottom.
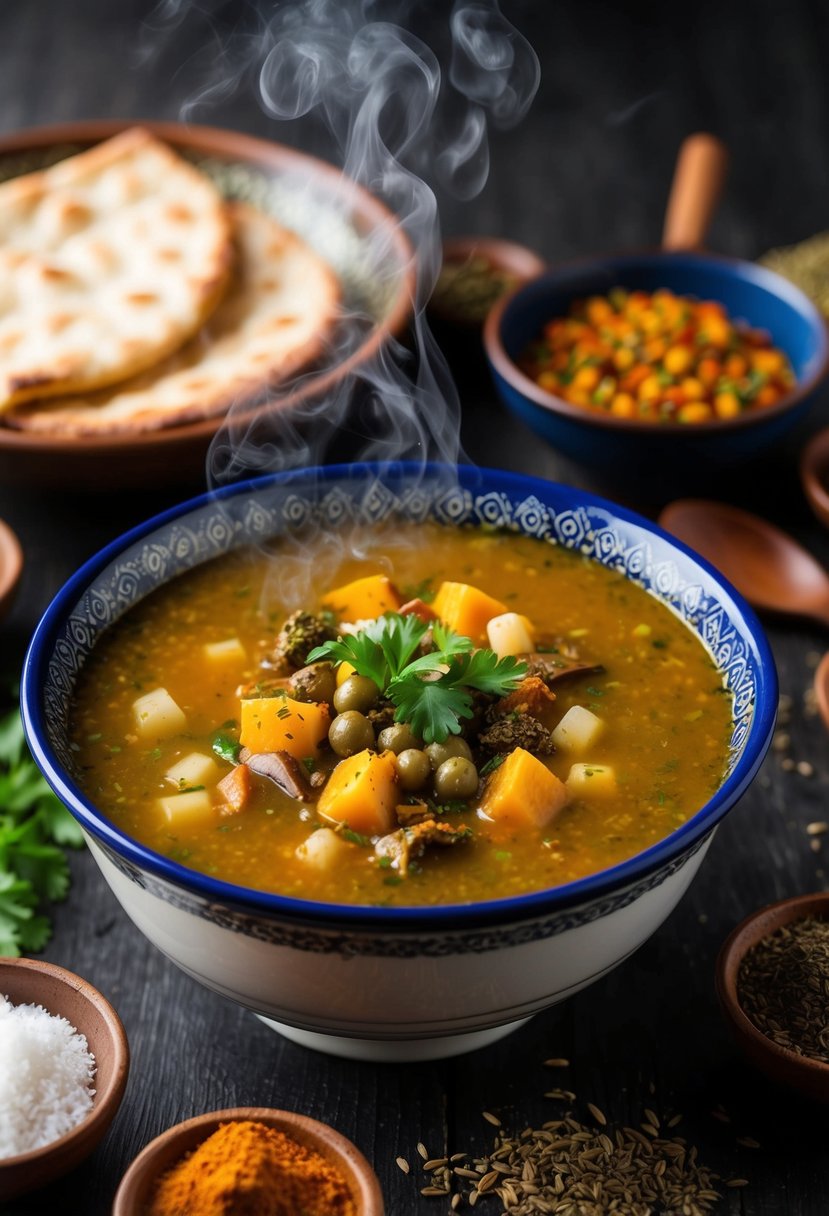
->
left=716, top=892, right=829, bottom=1103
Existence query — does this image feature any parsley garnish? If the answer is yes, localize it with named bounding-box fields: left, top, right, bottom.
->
left=212, top=733, right=241, bottom=764
left=310, top=615, right=526, bottom=744
left=0, top=707, right=84, bottom=956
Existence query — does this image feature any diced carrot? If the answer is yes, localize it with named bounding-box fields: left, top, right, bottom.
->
left=479, top=747, right=569, bottom=835
left=316, top=749, right=398, bottom=836
left=216, top=764, right=253, bottom=815
left=240, top=695, right=330, bottom=760
left=323, top=574, right=401, bottom=622
left=431, top=581, right=508, bottom=644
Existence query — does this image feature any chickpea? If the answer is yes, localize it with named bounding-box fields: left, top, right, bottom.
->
left=396, top=749, right=432, bottom=792
left=378, top=722, right=423, bottom=754
left=333, top=675, right=380, bottom=714
left=328, top=711, right=375, bottom=757
left=434, top=757, right=479, bottom=801
left=426, top=736, right=472, bottom=770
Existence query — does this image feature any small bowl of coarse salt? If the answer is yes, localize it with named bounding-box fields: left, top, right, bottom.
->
left=0, top=956, right=129, bottom=1201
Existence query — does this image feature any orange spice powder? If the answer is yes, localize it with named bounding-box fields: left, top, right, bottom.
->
left=147, top=1119, right=358, bottom=1216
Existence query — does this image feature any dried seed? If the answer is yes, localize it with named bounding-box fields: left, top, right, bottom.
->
left=395, top=1156, right=410, bottom=1174
left=424, top=1158, right=448, bottom=1171
left=586, top=1102, right=607, bottom=1126
left=807, top=822, right=828, bottom=836
left=482, top=1111, right=501, bottom=1127
left=544, top=1058, right=570, bottom=1067
left=797, top=761, right=815, bottom=777
left=417, top=1142, right=429, bottom=1160
left=727, top=1178, right=750, bottom=1187
left=451, top=1195, right=461, bottom=1210
left=737, top=1136, right=761, bottom=1149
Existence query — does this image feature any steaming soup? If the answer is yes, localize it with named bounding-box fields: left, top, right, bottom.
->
left=69, top=523, right=733, bottom=907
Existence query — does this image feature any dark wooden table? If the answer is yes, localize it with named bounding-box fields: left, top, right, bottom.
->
left=1, top=2, right=828, bottom=1213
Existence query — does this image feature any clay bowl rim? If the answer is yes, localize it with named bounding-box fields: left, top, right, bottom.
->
left=112, top=1106, right=385, bottom=1216
left=483, top=247, right=829, bottom=437
left=715, top=891, right=829, bottom=1092
left=0, top=513, right=23, bottom=618
left=0, top=957, right=130, bottom=1174
left=429, top=234, right=548, bottom=330
left=0, top=118, right=415, bottom=456
left=800, top=426, right=829, bottom=528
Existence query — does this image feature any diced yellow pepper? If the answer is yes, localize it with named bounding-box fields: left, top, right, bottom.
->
left=240, top=695, right=330, bottom=760
left=323, top=574, right=401, bottom=622
left=431, top=581, right=509, bottom=645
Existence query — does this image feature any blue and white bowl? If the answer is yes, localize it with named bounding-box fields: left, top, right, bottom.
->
left=22, top=464, right=776, bottom=1061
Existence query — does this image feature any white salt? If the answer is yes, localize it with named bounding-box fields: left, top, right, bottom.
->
left=0, top=994, right=96, bottom=1157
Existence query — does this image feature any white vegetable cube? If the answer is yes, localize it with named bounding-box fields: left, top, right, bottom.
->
left=203, top=637, right=247, bottom=665
left=566, top=763, right=617, bottom=798
left=295, top=827, right=351, bottom=871
left=132, top=687, right=187, bottom=739
left=486, top=612, right=535, bottom=659
left=164, top=752, right=220, bottom=789
left=552, top=705, right=604, bottom=753
left=157, top=789, right=214, bottom=826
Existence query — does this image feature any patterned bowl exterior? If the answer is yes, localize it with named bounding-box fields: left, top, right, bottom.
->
left=22, top=463, right=777, bottom=941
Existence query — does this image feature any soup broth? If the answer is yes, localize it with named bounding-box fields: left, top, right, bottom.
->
left=69, top=523, right=733, bottom=907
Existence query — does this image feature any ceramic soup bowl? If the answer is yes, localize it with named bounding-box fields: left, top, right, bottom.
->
left=22, top=464, right=776, bottom=1061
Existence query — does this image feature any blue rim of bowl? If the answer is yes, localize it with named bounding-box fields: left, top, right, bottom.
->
left=21, top=462, right=777, bottom=931
left=483, top=249, right=829, bottom=435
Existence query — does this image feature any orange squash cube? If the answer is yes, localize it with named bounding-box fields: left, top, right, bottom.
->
left=240, top=695, right=330, bottom=761
left=316, top=749, right=399, bottom=837
left=431, top=581, right=509, bottom=644
left=479, top=747, right=569, bottom=834
left=323, top=574, right=401, bottom=622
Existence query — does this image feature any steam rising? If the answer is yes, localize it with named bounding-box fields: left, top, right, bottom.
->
left=143, top=0, right=538, bottom=602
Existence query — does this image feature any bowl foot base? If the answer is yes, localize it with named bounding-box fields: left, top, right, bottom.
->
left=256, top=1014, right=531, bottom=1061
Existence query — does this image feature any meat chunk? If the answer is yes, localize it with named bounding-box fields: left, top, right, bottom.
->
left=478, top=714, right=555, bottom=756
left=245, top=750, right=314, bottom=801
left=491, top=675, right=556, bottom=720
left=375, top=818, right=471, bottom=876
left=264, top=611, right=336, bottom=672
left=216, top=764, right=253, bottom=816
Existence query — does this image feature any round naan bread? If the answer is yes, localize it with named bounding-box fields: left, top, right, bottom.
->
left=7, top=203, right=340, bottom=435
left=0, top=128, right=233, bottom=410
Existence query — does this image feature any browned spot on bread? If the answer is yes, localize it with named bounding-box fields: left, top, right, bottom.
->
left=40, top=265, right=75, bottom=284
left=48, top=314, right=76, bottom=334
left=272, top=316, right=298, bottom=328
left=166, top=204, right=193, bottom=222
left=88, top=242, right=117, bottom=268
left=182, top=378, right=209, bottom=390
left=157, top=248, right=181, bottom=262
left=0, top=332, right=23, bottom=351
left=8, top=370, right=57, bottom=391
left=59, top=200, right=91, bottom=230
left=125, top=292, right=158, bottom=306
left=266, top=240, right=287, bottom=255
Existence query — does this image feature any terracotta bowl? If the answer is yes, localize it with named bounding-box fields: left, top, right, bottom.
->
left=0, top=120, right=414, bottom=492
left=0, top=957, right=130, bottom=1201
left=112, top=1107, right=384, bottom=1216
left=800, top=426, right=829, bottom=529
left=0, top=514, right=23, bottom=621
left=716, top=892, right=829, bottom=1103
left=429, top=235, right=547, bottom=329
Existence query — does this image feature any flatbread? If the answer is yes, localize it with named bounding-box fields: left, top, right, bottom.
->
left=0, top=128, right=233, bottom=410
left=6, top=203, right=340, bottom=435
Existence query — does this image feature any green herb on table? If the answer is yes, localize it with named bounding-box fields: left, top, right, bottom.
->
left=0, top=707, right=84, bottom=957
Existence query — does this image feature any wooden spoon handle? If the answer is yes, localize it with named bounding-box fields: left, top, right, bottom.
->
left=662, top=133, right=729, bottom=251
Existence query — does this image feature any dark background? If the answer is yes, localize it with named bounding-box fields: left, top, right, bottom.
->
left=1, top=2, right=828, bottom=1213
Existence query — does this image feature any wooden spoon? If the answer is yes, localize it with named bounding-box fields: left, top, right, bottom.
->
left=659, top=499, right=829, bottom=627
left=659, top=499, right=829, bottom=733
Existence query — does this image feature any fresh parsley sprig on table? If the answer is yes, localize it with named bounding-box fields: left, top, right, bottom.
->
left=309, top=614, right=527, bottom=744
left=0, top=706, right=84, bottom=956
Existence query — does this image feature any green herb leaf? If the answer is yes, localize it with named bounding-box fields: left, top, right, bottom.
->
left=212, top=733, right=241, bottom=765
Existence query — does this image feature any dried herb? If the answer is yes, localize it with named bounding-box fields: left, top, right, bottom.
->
left=737, top=915, right=829, bottom=1063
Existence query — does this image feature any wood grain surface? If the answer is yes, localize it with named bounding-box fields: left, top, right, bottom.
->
left=1, top=2, right=828, bottom=1214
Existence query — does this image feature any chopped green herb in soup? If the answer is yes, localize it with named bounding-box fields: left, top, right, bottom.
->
left=69, top=523, right=733, bottom=906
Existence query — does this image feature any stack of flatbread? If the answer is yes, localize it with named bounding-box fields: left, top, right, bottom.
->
left=0, top=128, right=340, bottom=436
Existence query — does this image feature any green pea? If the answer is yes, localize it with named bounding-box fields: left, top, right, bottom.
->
left=396, top=749, right=432, bottom=791
left=434, top=756, right=479, bottom=801
left=377, top=723, right=423, bottom=754
left=333, top=675, right=380, bottom=714
left=328, top=711, right=375, bottom=758
left=426, top=736, right=472, bottom=770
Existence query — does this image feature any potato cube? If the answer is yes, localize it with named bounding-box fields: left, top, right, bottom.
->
left=566, top=763, right=617, bottom=797
left=164, top=752, right=221, bottom=789
left=203, top=637, right=247, bottom=664
left=157, top=789, right=214, bottom=826
left=551, top=705, right=604, bottom=753
left=240, top=694, right=330, bottom=760
left=479, top=747, right=569, bottom=834
left=296, top=827, right=352, bottom=871
left=323, top=574, right=401, bottom=622
left=432, top=581, right=509, bottom=644
left=487, top=612, right=535, bottom=659
left=132, top=687, right=187, bottom=740
left=316, top=749, right=398, bottom=836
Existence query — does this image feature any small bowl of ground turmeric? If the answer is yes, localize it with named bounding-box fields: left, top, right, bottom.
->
left=112, top=1107, right=384, bottom=1216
